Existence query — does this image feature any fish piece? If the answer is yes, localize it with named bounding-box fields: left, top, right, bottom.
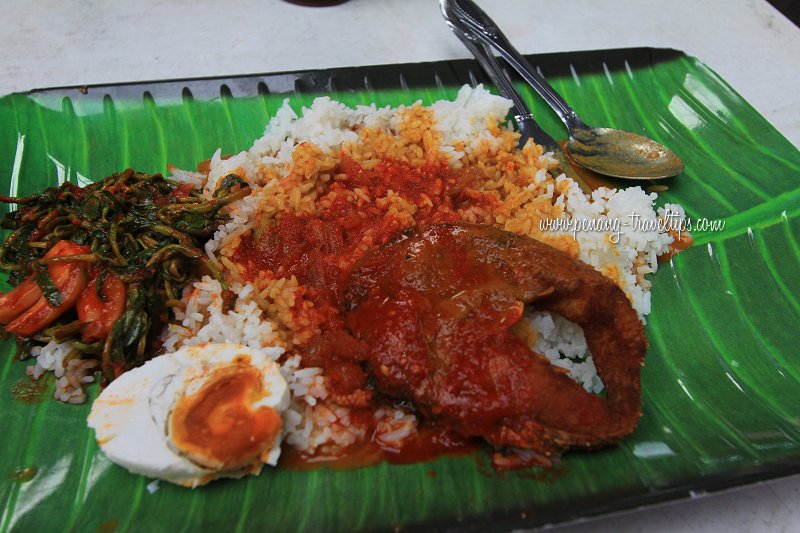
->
left=345, top=223, right=647, bottom=461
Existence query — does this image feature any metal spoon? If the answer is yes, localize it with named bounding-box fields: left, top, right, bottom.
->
left=441, top=0, right=684, bottom=180
left=447, top=26, right=597, bottom=192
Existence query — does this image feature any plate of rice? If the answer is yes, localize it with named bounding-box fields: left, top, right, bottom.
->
left=0, top=47, right=798, bottom=532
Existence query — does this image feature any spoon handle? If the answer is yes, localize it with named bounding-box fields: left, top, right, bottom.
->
left=453, top=31, right=554, bottom=149
left=441, top=0, right=587, bottom=133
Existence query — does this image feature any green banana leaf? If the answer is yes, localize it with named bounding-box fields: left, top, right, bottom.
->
left=0, top=48, right=798, bottom=532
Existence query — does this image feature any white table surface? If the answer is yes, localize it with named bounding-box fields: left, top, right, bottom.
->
left=2, top=0, right=799, bottom=531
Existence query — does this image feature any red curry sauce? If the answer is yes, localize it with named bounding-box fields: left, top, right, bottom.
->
left=232, top=156, right=499, bottom=466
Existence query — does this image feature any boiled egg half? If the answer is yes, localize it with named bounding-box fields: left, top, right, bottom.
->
left=88, top=343, right=289, bottom=487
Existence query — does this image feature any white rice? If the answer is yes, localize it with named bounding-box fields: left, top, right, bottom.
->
left=430, top=84, right=514, bottom=161
left=374, top=408, right=419, bottom=452
left=26, top=340, right=98, bottom=404
left=551, top=177, right=678, bottom=318
left=160, top=276, right=282, bottom=355
left=525, top=311, right=603, bottom=394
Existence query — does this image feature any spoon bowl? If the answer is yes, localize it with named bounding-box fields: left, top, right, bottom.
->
left=567, top=127, right=684, bottom=180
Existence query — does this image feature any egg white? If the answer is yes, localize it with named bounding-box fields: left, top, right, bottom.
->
left=88, top=343, right=289, bottom=487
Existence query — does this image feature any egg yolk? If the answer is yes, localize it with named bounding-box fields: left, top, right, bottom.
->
left=169, top=363, right=282, bottom=470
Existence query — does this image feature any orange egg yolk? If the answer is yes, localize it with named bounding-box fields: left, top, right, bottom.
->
left=169, top=362, right=282, bottom=470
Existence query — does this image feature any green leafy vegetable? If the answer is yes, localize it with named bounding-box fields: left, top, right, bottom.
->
left=34, top=264, right=62, bottom=307
left=0, top=169, right=250, bottom=380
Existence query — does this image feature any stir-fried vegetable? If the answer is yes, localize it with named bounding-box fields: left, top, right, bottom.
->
left=3, top=240, right=90, bottom=337
left=0, top=169, right=250, bottom=380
